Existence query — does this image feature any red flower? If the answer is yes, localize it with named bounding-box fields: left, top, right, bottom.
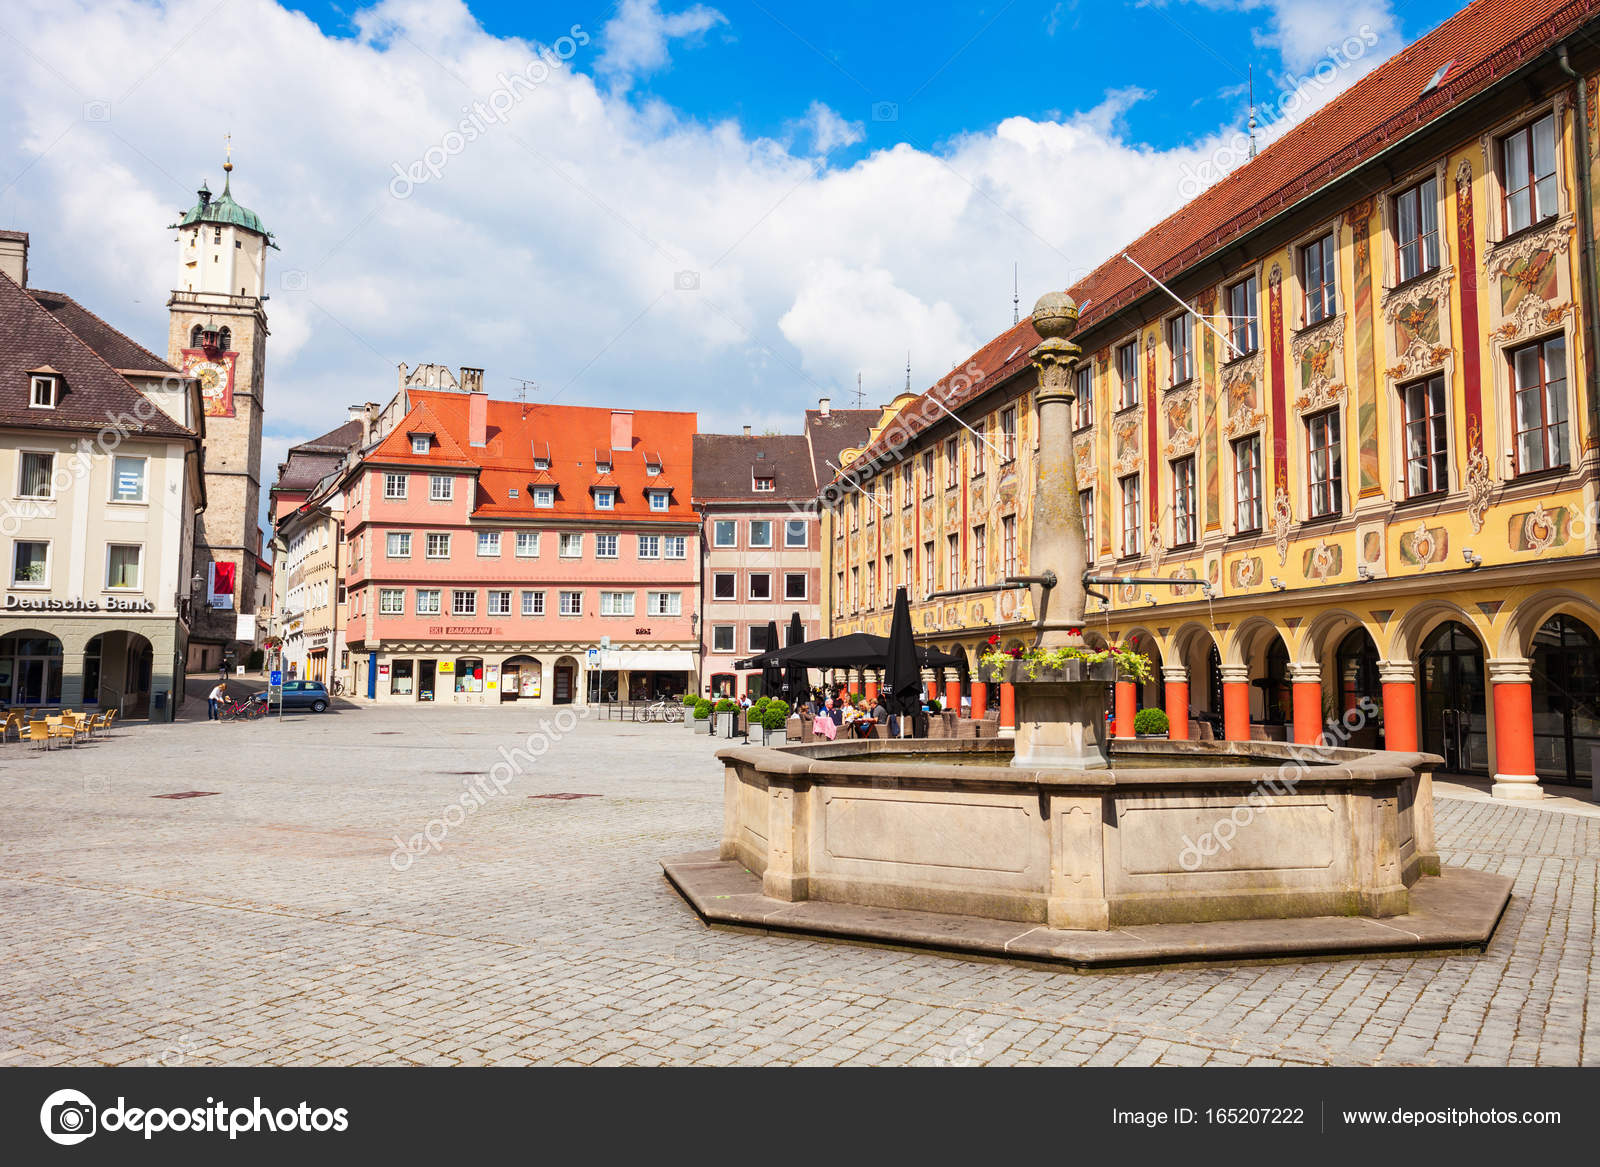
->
left=987, top=633, right=1000, bottom=646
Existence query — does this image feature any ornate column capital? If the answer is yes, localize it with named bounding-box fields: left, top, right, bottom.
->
left=1219, top=664, right=1251, bottom=684
left=1378, top=659, right=1416, bottom=684
left=1487, top=657, right=1533, bottom=685
left=1162, top=665, right=1189, bottom=684
left=1286, top=662, right=1322, bottom=684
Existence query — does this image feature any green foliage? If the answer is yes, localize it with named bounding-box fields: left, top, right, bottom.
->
left=682, top=693, right=698, bottom=706
left=1133, top=707, right=1170, bottom=735
left=760, top=699, right=791, bottom=731
left=714, top=698, right=738, bottom=713
left=693, top=698, right=713, bottom=720
left=753, top=696, right=770, bottom=716
left=926, top=697, right=942, bottom=712
left=979, top=643, right=1155, bottom=684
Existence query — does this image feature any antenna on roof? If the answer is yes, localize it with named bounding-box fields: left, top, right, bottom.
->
left=855, top=372, right=865, bottom=409
left=905, top=352, right=911, bottom=393
left=509, top=377, right=538, bottom=418
left=1248, top=66, right=1258, bottom=160
left=1012, top=262, right=1019, bottom=325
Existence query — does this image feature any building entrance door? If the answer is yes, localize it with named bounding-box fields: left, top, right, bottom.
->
left=1420, top=621, right=1487, bottom=773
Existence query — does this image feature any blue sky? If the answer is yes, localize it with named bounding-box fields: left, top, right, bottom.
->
left=1, top=0, right=1473, bottom=531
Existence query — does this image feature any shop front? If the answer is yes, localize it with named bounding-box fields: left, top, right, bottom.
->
left=0, top=609, right=184, bottom=721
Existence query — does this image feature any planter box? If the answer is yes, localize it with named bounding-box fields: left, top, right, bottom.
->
left=694, top=717, right=711, bottom=734
left=985, top=657, right=1118, bottom=686
left=713, top=712, right=737, bottom=738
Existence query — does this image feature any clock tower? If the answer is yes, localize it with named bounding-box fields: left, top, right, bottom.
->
left=166, top=146, right=274, bottom=670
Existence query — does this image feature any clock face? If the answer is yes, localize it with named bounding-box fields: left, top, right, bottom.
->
left=192, top=361, right=227, bottom=395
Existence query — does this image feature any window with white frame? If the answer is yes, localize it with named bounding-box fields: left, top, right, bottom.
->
left=451, top=589, right=476, bottom=615
left=945, top=437, right=959, bottom=488
left=753, top=476, right=774, bottom=492
left=533, top=486, right=554, bottom=508
left=559, top=591, right=582, bottom=615
left=663, top=535, right=686, bottom=559
left=29, top=375, right=57, bottom=409
left=783, top=572, right=807, bottom=601
left=713, top=572, right=735, bottom=600
left=1172, top=456, right=1197, bottom=546
left=559, top=532, right=582, bottom=557
left=379, top=588, right=405, bottom=614
left=749, top=520, right=772, bottom=548
left=749, top=573, right=772, bottom=600
left=1167, top=314, right=1194, bottom=384
left=1300, top=233, right=1337, bottom=324
left=1227, top=274, right=1259, bottom=356
left=417, top=589, right=441, bottom=614
left=1000, top=407, right=1017, bottom=461
left=411, top=434, right=430, bottom=455
left=111, top=456, right=146, bottom=503
left=1079, top=489, right=1094, bottom=558
left=487, top=590, right=512, bottom=616
left=1074, top=365, right=1093, bottom=429
left=637, top=534, right=660, bottom=558
left=648, top=490, right=669, bottom=511
left=429, top=475, right=452, bottom=501
left=1117, top=341, right=1139, bottom=408
left=595, top=533, right=618, bottom=558
left=647, top=591, right=681, bottom=616
left=522, top=590, right=545, bottom=616
left=921, top=450, right=935, bottom=495
left=18, top=451, right=54, bottom=499
left=1510, top=334, right=1569, bottom=474
left=972, top=524, right=986, bottom=587
left=1401, top=373, right=1449, bottom=496
left=971, top=428, right=986, bottom=477
left=383, top=473, right=407, bottom=499
left=713, top=520, right=736, bottom=547
left=105, top=544, right=142, bottom=590
left=866, top=560, right=876, bottom=606
left=477, top=531, right=500, bottom=556
left=1001, top=516, right=1017, bottom=579
left=784, top=519, right=807, bottom=548
left=1393, top=176, right=1440, bottom=283
left=594, top=488, right=615, bottom=510
left=425, top=532, right=450, bottom=558
left=712, top=624, right=735, bottom=652
left=387, top=532, right=412, bottom=557
left=515, top=531, right=539, bottom=557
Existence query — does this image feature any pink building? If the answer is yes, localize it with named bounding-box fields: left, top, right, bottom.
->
left=341, top=389, right=698, bottom=705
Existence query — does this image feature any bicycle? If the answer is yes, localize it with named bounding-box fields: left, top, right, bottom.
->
left=217, top=695, right=267, bottom=721
left=329, top=676, right=346, bottom=696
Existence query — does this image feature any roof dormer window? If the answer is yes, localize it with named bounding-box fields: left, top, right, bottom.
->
left=29, top=374, right=57, bottom=409
left=753, top=476, right=775, bottom=492
left=594, top=488, right=615, bottom=510
left=648, top=490, right=669, bottom=512
left=534, top=456, right=550, bottom=470
left=646, top=460, right=662, bottom=476
left=596, top=457, right=612, bottom=475
left=411, top=434, right=431, bottom=455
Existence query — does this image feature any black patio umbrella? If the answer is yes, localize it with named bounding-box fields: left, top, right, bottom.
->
left=783, top=612, right=808, bottom=703
left=761, top=620, right=784, bottom=701
left=884, top=587, right=923, bottom=720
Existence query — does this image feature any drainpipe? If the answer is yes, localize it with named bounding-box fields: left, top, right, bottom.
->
left=1557, top=44, right=1600, bottom=458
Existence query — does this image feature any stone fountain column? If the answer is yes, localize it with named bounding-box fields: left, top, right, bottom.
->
left=1006, top=292, right=1112, bottom=770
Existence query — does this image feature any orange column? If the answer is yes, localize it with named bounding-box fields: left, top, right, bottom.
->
left=970, top=681, right=988, bottom=720
left=1114, top=681, right=1138, bottom=738
left=1489, top=658, right=1543, bottom=800
left=926, top=678, right=938, bottom=703
left=945, top=679, right=962, bottom=714
left=1289, top=664, right=1324, bottom=746
left=1221, top=664, right=1251, bottom=741
left=1378, top=661, right=1417, bottom=752
left=999, top=682, right=1016, bottom=733
left=1163, top=667, right=1190, bottom=740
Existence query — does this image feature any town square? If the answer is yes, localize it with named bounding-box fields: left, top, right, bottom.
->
left=2, top=0, right=1599, bottom=1150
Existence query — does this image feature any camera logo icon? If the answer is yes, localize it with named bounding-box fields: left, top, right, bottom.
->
left=871, top=101, right=899, bottom=122
left=40, top=1089, right=96, bottom=1146
left=82, top=101, right=111, bottom=122
left=673, top=270, right=700, bottom=291
left=280, top=269, right=309, bottom=292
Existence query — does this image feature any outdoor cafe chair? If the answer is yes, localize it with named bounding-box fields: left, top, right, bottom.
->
left=45, top=716, right=77, bottom=747
left=26, top=720, right=51, bottom=750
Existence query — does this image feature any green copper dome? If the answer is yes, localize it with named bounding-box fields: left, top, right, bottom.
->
left=170, top=174, right=274, bottom=242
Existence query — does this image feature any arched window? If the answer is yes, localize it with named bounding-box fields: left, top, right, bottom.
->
left=1263, top=640, right=1290, bottom=723
left=1530, top=615, right=1600, bottom=786
left=189, top=324, right=205, bottom=348
left=217, top=326, right=232, bottom=352
left=1335, top=629, right=1380, bottom=718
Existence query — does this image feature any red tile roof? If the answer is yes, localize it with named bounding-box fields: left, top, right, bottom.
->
left=366, top=390, right=697, bottom=521
left=838, top=0, right=1595, bottom=479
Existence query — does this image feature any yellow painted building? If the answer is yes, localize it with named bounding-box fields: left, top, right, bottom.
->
left=824, top=0, right=1600, bottom=796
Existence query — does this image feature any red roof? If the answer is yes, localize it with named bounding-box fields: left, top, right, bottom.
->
left=840, top=0, right=1594, bottom=478
left=366, top=390, right=697, bottom=521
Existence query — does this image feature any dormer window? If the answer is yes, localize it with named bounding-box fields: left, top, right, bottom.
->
left=594, top=488, right=615, bottom=510
left=646, top=460, right=662, bottom=476
left=648, top=490, right=669, bottom=512
left=596, top=459, right=612, bottom=475
left=533, top=486, right=554, bottom=508
left=29, top=375, right=57, bottom=409
left=753, top=476, right=775, bottom=492
left=411, top=434, right=431, bottom=455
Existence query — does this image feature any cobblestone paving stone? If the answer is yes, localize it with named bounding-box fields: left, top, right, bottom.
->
left=0, top=704, right=1594, bottom=1067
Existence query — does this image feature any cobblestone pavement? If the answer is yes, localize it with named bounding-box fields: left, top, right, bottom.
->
left=1, top=705, right=1594, bottom=1067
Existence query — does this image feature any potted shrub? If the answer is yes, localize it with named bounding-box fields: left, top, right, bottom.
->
left=1133, top=707, right=1170, bottom=739
left=682, top=693, right=698, bottom=727
left=759, top=699, right=791, bottom=745
left=693, top=698, right=713, bottom=733
left=713, top=697, right=739, bottom=737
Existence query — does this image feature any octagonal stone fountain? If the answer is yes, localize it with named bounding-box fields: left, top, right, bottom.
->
left=662, top=293, right=1511, bottom=969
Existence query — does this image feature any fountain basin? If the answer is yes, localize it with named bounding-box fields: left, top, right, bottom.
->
left=708, top=737, right=1446, bottom=930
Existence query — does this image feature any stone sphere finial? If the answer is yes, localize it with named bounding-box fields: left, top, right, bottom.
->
left=1031, top=291, right=1078, bottom=340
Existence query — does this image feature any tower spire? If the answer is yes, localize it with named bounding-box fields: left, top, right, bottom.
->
left=222, top=132, right=234, bottom=193
left=905, top=352, right=911, bottom=393
left=1012, top=261, right=1019, bottom=325
left=1247, top=68, right=1257, bottom=160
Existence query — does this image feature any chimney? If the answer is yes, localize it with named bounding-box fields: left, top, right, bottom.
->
left=818, top=396, right=830, bottom=418
left=610, top=409, right=634, bottom=452
left=743, top=425, right=751, bottom=437
left=468, top=390, right=488, bottom=448
left=460, top=367, right=484, bottom=393
left=0, top=230, right=28, bottom=287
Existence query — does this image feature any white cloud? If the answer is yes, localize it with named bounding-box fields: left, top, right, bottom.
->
left=790, top=101, right=864, bottom=157
left=598, top=0, right=726, bottom=87
left=0, top=0, right=1398, bottom=471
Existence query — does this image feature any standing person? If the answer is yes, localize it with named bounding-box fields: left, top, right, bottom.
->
left=207, top=680, right=227, bottom=721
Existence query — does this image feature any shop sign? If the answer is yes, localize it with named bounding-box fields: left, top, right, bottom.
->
left=5, top=595, right=155, bottom=612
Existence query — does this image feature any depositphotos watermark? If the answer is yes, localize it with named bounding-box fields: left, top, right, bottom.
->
left=40, top=1088, right=348, bottom=1145
left=1177, top=25, right=1382, bottom=199
left=388, top=26, right=590, bottom=199
left=390, top=706, right=590, bottom=869
left=1177, top=696, right=1379, bottom=872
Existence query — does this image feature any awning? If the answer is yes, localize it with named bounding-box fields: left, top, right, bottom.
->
left=598, top=649, right=695, bottom=671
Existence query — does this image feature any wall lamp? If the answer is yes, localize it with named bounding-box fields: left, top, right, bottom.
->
left=1269, top=577, right=1287, bottom=591
left=1462, top=548, right=1482, bottom=568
